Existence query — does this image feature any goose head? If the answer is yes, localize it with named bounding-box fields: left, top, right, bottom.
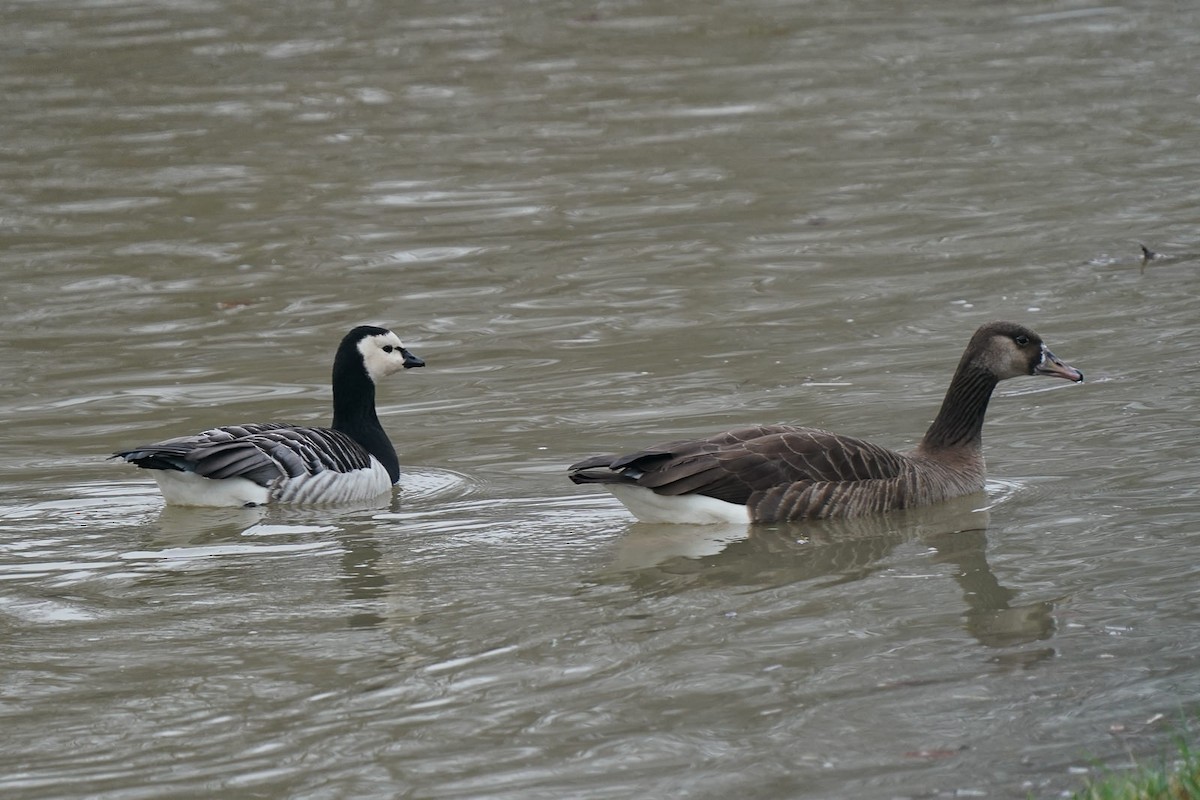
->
left=967, top=321, right=1083, bottom=383
left=347, top=326, right=425, bottom=382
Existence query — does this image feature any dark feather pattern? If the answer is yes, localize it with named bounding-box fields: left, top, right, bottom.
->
left=568, top=321, right=1083, bottom=523
left=569, top=424, right=915, bottom=520
left=113, top=325, right=426, bottom=506
left=116, top=423, right=374, bottom=487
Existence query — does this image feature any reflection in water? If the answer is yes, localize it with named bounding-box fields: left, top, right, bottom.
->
left=110, top=467, right=478, bottom=630
left=600, top=494, right=1055, bottom=649
left=926, top=528, right=1055, bottom=651
left=152, top=503, right=270, bottom=543
left=135, top=498, right=398, bottom=629
left=336, top=530, right=389, bottom=629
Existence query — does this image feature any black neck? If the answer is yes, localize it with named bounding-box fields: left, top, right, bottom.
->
left=331, top=351, right=399, bottom=482
left=918, top=362, right=999, bottom=453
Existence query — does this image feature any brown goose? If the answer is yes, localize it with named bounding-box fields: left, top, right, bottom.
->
left=567, top=321, right=1083, bottom=524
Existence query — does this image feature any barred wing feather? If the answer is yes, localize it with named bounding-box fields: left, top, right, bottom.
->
left=585, top=425, right=907, bottom=505
left=117, top=423, right=375, bottom=487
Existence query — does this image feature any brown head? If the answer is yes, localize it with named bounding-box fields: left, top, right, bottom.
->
left=964, top=321, right=1083, bottom=383
left=919, top=321, right=1082, bottom=454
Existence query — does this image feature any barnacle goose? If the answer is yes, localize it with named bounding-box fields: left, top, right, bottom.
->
left=113, top=325, right=424, bottom=507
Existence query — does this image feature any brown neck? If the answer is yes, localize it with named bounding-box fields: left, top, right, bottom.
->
left=918, top=362, right=999, bottom=453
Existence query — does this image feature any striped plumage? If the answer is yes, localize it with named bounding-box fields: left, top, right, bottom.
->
left=114, top=325, right=424, bottom=507
left=568, top=322, right=1083, bottom=524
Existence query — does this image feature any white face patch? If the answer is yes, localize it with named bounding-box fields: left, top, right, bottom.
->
left=358, top=331, right=411, bottom=382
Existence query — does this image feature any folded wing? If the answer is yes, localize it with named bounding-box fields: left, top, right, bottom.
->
left=114, top=423, right=374, bottom=487
left=569, top=424, right=908, bottom=507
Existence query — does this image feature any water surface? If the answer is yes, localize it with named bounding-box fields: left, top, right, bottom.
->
left=2, top=1, right=1200, bottom=798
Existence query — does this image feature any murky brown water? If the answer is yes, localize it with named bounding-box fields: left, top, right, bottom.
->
left=3, top=1, right=1199, bottom=798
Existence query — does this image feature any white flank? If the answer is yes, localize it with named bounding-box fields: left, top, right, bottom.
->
left=152, top=471, right=270, bottom=507
left=150, top=459, right=393, bottom=507
left=271, top=461, right=393, bottom=505
left=605, top=484, right=751, bottom=525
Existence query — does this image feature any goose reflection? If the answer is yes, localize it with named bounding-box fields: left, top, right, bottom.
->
left=133, top=498, right=396, bottom=630
left=600, top=493, right=1054, bottom=650
left=146, top=494, right=390, bottom=541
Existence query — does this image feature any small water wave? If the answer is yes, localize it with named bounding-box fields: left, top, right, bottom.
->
left=43, top=468, right=483, bottom=527
left=398, top=465, right=484, bottom=505
left=379, top=490, right=619, bottom=545
left=0, top=482, right=163, bottom=528
left=979, top=475, right=1071, bottom=510
left=980, top=477, right=1026, bottom=510
left=120, top=540, right=335, bottom=564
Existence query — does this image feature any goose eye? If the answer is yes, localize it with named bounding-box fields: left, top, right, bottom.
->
left=382, top=345, right=395, bottom=353
left=1014, top=335, right=1030, bottom=346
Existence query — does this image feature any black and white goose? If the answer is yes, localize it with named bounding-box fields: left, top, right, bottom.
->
left=568, top=321, right=1083, bottom=524
left=114, top=325, right=424, bottom=507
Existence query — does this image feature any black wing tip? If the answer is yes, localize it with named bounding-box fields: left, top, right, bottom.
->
left=567, top=454, right=618, bottom=472
left=111, top=450, right=190, bottom=472
left=569, top=454, right=640, bottom=486
left=568, top=468, right=631, bottom=486
left=111, top=448, right=152, bottom=464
